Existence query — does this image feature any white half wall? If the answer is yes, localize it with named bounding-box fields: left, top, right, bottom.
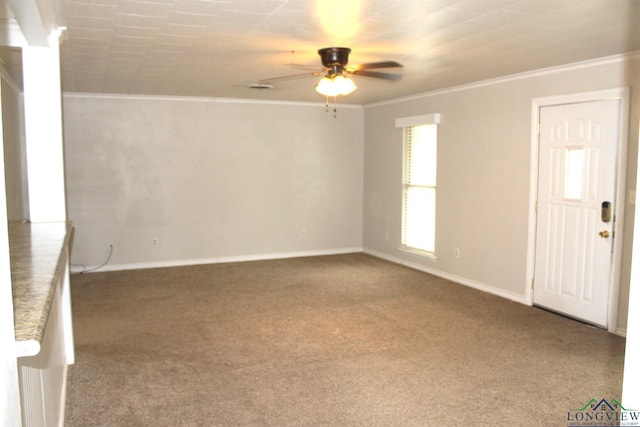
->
left=0, top=79, right=23, bottom=427
left=63, top=96, right=364, bottom=269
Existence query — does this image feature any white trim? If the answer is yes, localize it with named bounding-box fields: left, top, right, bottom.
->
left=0, top=65, right=22, bottom=94
left=0, top=17, right=28, bottom=47
left=398, top=247, right=438, bottom=261
left=215, top=97, right=361, bottom=109
left=7, top=0, right=52, bottom=47
left=23, top=39, right=67, bottom=222
left=72, top=247, right=364, bottom=273
left=58, top=363, right=69, bottom=427
left=14, top=339, right=40, bottom=358
left=364, top=248, right=528, bottom=305
left=365, top=51, right=640, bottom=109
left=623, top=127, right=640, bottom=405
left=527, top=87, right=631, bottom=333
left=62, top=92, right=362, bottom=109
left=616, top=328, right=627, bottom=338
left=395, top=113, right=440, bottom=128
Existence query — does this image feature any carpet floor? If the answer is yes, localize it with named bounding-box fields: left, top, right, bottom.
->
left=64, top=253, right=625, bottom=426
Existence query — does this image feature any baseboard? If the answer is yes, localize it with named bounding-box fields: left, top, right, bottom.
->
left=363, top=248, right=529, bottom=305
left=73, top=247, right=364, bottom=273
left=615, top=328, right=627, bottom=337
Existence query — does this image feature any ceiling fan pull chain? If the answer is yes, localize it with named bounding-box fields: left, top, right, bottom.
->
left=323, top=95, right=338, bottom=118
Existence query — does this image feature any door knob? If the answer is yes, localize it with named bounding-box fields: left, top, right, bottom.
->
left=599, top=230, right=610, bottom=238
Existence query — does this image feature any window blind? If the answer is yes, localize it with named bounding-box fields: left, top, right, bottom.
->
left=402, top=124, right=437, bottom=254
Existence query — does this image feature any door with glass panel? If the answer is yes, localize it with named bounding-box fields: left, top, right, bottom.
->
left=533, top=100, right=621, bottom=327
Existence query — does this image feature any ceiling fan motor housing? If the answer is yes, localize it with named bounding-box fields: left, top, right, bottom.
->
left=258, top=47, right=401, bottom=85
left=318, top=47, right=351, bottom=70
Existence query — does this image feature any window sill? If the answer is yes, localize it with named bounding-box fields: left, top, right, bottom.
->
left=399, top=247, right=438, bottom=261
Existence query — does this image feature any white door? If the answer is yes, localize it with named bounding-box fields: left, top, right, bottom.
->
left=533, top=100, right=621, bottom=327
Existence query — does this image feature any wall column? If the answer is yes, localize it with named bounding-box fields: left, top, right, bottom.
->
left=622, top=128, right=640, bottom=409
left=22, top=30, right=66, bottom=222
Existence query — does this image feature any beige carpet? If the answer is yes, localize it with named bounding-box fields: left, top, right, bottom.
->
left=64, top=253, right=625, bottom=426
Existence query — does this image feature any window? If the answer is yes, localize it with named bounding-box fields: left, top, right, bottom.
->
left=396, top=113, right=440, bottom=256
left=403, top=125, right=437, bottom=254
left=564, top=148, right=584, bottom=200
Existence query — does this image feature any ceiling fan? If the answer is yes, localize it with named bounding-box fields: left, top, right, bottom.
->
left=259, top=47, right=403, bottom=97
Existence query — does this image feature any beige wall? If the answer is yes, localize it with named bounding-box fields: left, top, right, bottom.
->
left=362, top=55, right=640, bottom=333
left=63, top=95, right=364, bottom=269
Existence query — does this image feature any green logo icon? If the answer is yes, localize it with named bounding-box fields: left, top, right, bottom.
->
left=567, top=398, right=640, bottom=426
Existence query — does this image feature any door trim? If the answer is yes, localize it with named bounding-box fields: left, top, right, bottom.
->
left=526, top=88, right=630, bottom=333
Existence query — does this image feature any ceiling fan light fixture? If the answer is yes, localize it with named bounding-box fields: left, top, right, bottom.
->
left=315, top=74, right=357, bottom=97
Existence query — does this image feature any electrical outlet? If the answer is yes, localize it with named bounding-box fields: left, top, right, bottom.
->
left=301, top=230, right=307, bottom=238
left=152, top=238, right=158, bottom=246
left=385, top=232, right=389, bottom=241
left=454, top=248, right=461, bottom=258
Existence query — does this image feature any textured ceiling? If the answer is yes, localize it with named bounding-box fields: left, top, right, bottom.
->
left=4, top=0, right=640, bottom=104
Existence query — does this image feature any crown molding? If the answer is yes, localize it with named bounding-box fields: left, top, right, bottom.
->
left=364, top=50, right=640, bottom=108
left=62, top=50, right=640, bottom=109
left=62, top=92, right=363, bottom=109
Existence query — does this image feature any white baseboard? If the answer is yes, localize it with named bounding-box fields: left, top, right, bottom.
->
left=363, top=248, right=529, bottom=305
left=615, top=328, right=627, bottom=337
left=73, top=247, right=364, bottom=273
left=72, top=246, right=629, bottom=335
left=365, top=249, right=629, bottom=336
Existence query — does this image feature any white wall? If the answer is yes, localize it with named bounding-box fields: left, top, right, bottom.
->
left=1, top=73, right=28, bottom=221
left=23, top=41, right=67, bottom=222
left=63, top=96, right=364, bottom=269
left=362, top=54, right=640, bottom=332
left=623, top=124, right=640, bottom=408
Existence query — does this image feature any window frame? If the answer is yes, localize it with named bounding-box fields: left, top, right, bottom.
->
left=395, top=114, right=440, bottom=259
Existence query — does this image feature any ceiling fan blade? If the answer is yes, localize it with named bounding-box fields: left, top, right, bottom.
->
left=259, top=71, right=324, bottom=84
left=348, top=61, right=403, bottom=71
left=350, top=69, right=403, bottom=81
left=286, top=63, right=326, bottom=71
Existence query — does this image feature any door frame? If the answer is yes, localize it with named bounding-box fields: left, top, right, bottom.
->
left=526, top=88, right=630, bottom=333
